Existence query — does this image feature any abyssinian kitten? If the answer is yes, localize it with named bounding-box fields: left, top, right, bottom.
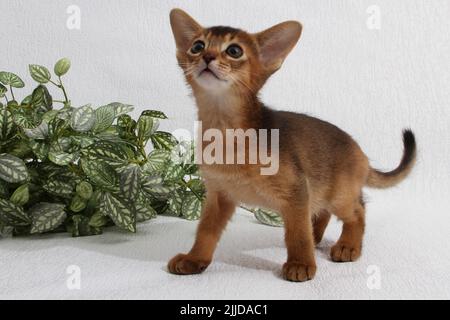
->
left=168, top=9, right=416, bottom=282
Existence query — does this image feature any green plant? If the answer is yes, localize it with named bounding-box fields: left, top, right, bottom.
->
left=0, top=58, right=204, bottom=237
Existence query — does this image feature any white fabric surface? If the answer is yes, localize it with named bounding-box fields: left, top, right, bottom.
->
left=1, top=195, right=449, bottom=300
left=1, top=0, right=449, bottom=300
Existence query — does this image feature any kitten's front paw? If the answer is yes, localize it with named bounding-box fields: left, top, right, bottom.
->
left=167, top=253, right=210, bottom=275
left=330, top=242, right=361, bottom=262
left=282, top=262, right=316, bottom=282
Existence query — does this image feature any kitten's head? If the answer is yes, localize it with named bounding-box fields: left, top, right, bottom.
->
left=170, top=9, right=302, bottom=96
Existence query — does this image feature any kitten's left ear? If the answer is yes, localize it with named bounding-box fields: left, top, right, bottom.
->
left=170, top=9, right=203, bottom=52
left=256, top=21, right=303, bottom=71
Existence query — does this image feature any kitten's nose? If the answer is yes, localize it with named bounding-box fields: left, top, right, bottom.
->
left=203, top=53, right=216, bottom=65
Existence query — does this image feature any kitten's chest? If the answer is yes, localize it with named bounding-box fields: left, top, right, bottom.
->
left=200, top=164, right=279, bottom=210
left=196, top=105, right=277, bottom=208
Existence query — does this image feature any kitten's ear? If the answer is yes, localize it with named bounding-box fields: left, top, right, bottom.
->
left=256, top=21, right=302, bottom=71
left=170, top=9, right=203, bottom=52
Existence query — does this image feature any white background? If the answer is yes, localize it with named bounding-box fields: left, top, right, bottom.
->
left=1, top=0, right=449, bottom=299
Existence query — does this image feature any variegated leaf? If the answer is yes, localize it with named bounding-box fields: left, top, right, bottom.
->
left=51, top=137, right=72, bottom=153
left=29, top=64, right=51, bottom=83
left=99, top=192, right=136, bottom=232
left=151, top=131, right=178, bottom=150
left=135, top=192, right=157, bottom=222
left=69, top=195, right=87, bottom=212
left=7, top=100, right=18, bottom=107
left=109, top=102, right=134, bottom=117
left=42, top=179, right=74, bottom=198
left=29, top=203, right=66, bottom=234
left=137, top=115, right=159, bottom=140
left=0, top=179, right=8, bottom=198
left=166, top=164, right=185, bottom=181
left=29, top=140, right=49, bottom=160
left=71, top=136, right=95, bottom=149
left=171, top=140, right=194, bottom=165
left=31, top=85, right=53, bottom=111
left=42, top=110, right=59, bottom=123
left=51, top=170, right=81, bottom=184
left=0, top=153, right=28, bottom=183
left=0, top=107, right=15, bottom=140
left=141, top=174, right=163, bottom=188
left=181, top=193, right=202, bottom=220
left=81, top=159, right=118, bottom=190
left=0, top=71, right=25, bottom=88
left=142, top=180, right=176, bottom=200
left=0, top=221, right=13, bottom=237
left=140, top=175, right=164, bottom=199
left=253, top=208, right=284, bottom=227
left=76, top=181, right=93, bottom=200
left=48, top=151, right=78, bottom=166
left=10, top=184, right=29, bottom=206
left=88, top=210, right=109, bottom=228
left=144, top=149, right=170, bottom=172
left=70, top=104, right=96, bottom=132
left=0, top=198, right=31, bottom=226
left=21, top=94, right=32, bottom=105
left=23, top=122, right=49, bottom=139
left=13, top=109, right=39, bottom=129
left=82, top=142, right=128, bottom=166
left=120, top=165, right=141, bottom=201
left=7, top=140, right=31, bottom=158
left=167, top=189, right=185, bottom=217
left=93, top=104, right=116, bottom=133
left=57, top=107, right=73, bottom=121
left=69, top=214, right=102, bottom=237
left=141, top=110, right=168, bottom=119
left=0, top=84, right=6, bottom=98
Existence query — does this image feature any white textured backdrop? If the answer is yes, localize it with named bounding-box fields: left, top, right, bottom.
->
left=1, top=0, right=449, bottom=299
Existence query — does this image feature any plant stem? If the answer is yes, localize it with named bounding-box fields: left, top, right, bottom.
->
left=173, top=183, right=258, bottom=215
left=58, top=76, right=69, bottom=103
left=49, top=78, right=69, bottom=104
left=239, top=205, right=256, bottom=214
left=137, top=140, right=147, bottom=160
left=49, top=79, right=60, bottom=86
left=9, top=86, right=15, bottom=101
left=180, top=179, right=203, bottom=202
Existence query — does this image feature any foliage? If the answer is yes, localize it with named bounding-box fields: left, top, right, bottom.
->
left=0, top=59, right=204, bottom=237
left=244, top=206, right=284, bottom=227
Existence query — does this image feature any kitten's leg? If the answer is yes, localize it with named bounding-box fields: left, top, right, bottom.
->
left=281, top=203, right=317, bottom=282
left=331, top=197, right=366, bottom=262
left=168, top=190, right=236, bottom=275
left=313, top=209, right=331, bottom=245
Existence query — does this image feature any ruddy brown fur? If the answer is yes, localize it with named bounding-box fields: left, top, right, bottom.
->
left=167, top=9, right=416, bottom=282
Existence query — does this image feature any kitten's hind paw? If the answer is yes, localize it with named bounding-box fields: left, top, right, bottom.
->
left=330, top=242, right=361, bottom=262
left=167, top=253, right=210, bottom=275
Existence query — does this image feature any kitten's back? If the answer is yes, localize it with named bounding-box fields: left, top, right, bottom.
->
left=261, top=105, right=366, bottom=180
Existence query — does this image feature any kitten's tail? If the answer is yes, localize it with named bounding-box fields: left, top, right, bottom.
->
left=366, top=129, right=417, bottom=189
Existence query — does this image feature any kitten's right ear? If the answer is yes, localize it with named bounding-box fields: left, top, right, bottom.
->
left=170, top=9, right=203, bottom=52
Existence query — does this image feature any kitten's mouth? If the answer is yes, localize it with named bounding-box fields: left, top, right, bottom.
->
left=199, top=67, right=226, bottom=82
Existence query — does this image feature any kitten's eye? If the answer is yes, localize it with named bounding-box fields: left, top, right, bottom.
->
left=226, top=44, right=243, bottom=59
left=191, top=41, right=205, bottom=54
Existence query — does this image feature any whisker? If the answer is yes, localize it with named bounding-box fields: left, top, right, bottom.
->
left=232, top=69, right=259, bottom=77
left=228, top=74, right=255, bottom=94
